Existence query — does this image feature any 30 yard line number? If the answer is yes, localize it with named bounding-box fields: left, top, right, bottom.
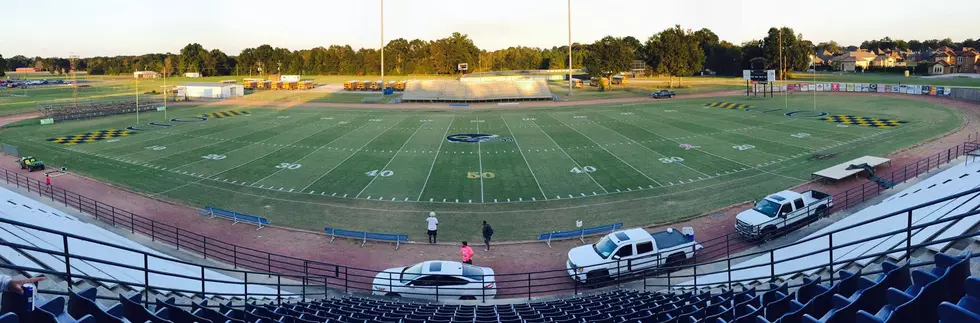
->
left=145, top=146, right=166, bottom=151
left=366, top=170, right=394, bottom=177
left=570, top=166, right=597, bottom=173
left=659, top=157, right=684, bottom=163
left=732, top=144, right=755, bottom=151
left=275, top=163, right=301, bottom=170
left=202, top=154, right=226, bottom=160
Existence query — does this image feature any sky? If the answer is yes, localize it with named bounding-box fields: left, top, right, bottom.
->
left=3, top=0, right=979, bottom=58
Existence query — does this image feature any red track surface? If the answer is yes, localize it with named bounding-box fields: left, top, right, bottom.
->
left=3, top=92, right=978, bottom=296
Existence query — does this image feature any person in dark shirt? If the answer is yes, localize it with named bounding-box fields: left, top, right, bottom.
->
left=482, top=221, right=494, bottom=251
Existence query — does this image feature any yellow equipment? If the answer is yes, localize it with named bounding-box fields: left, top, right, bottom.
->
left=343, top=81, right=354, bottom=91
left=611, top=75, right=627, bottom=85
left=298, top=80, right=314, bottom=90
left=242, top=80, right=257, bottom=89
left=355, top=81, right=366, bottom=91
left=573, top=79, right=583, bottom=88
left=369, top=81, right=381, bottom=91
left=271, top=81, right=282, bottom=90
left=282, top=81, right=297, bottom=90
left=394, top=81, right=406, bottom=91
left=386, top=81, right=396, bottom=90
left=257, top=80, right=271, bottom=89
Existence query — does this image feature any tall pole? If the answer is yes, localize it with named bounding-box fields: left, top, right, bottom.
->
left=380, top=0, right=385, bottom=94
left=136, top=73, right=140, bottom=125
left=567, top=0, right=572, bottom=97
left=164, top=69, right=168, bottom=119
left=812, top=54, right=816, bottom=111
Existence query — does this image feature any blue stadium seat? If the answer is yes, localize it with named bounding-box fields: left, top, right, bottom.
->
left=0, top=313, right=16, bottom=323
left=155, top=297, right=213, bottom=323
left=67, top=287, right=124, bottom=323
left=940, top=301, right=980, bottom=323
left=796, top=276, right=823, bottom=304
left=33, top=296, right=94, bottom=323
left=939, top=276, right=980, bottom=322
left=118, top=293, right=171, bottom=323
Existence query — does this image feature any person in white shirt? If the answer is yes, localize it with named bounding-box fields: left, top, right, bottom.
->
left=426, top=212, right=439, bottom=244
left=0, top=275, right=44, bottom=294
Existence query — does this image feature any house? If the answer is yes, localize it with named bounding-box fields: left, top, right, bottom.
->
left=955, top=48, right=979, bottom=73
left=178, top=82, right=244, bottom=99
left=927, top=47, right=980, bottom=74
left=133, top=71, right=160, bottom=79
left=872, top=54, right=898, bottom=68
left=930, top=60, right=953, bottom=75
left=831, top=49, right=876, bottom=71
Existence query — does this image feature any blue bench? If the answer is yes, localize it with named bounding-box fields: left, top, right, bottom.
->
left=537, top=223, right=624, bottom=248
left=325, top=227, right=408, bottom=249
left=200, top=206, right=270, bottom=230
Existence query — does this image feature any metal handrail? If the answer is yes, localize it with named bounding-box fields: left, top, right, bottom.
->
left=0, top=140, right=976, bottom=302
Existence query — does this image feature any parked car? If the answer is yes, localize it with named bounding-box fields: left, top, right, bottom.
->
left=372, top=260, right=497, bottom=301
left=735, top=190, right=833, bottom=241
left=652, top=89, right=676, bottom=99
left=566, top=227, right=701, bottom=284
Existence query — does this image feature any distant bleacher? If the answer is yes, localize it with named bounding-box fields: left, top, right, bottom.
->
left=537, top=222, right=624, bottom=248
left=324, top=226, right=408, bottom=249
left=401, top=79, right=553, bottom=102
left=200, top=206, right=270, bottom=230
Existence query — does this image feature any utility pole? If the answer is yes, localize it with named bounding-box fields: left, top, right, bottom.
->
left=567, top=0, right=572, bottom=97
left=380, top=0, right=385, bottom=94
left=136, top=69, right=140, bottom=125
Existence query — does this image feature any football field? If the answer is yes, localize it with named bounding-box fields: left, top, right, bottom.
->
left=1, top=94, right=961, bottom=241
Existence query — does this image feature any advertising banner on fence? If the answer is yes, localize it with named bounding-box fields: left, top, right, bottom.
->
left=847, top=83, right=855, bottom=92
left=892, top=85, right=900, bottom=93
left=930, top=86, right=937, bottom=96
left=944, top=87, right=952, bottom=96
left=905, top=85, right=915, bottom=94
left=922, top=85, right=930, bottom=95
left=869, top=84, right=878, bottom=92
left=816, top=83, right=824, bottom=91
left=824, top=83, right=831, bottom=91
left=801, top=84, right=809, bottom=92
left=832, top=83, right=840, bottom=91
left=862, top=84, right=870, bottom=92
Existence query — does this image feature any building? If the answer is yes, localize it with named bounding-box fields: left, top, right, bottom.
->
left=926, top=47, right=980, bottom=75
left=178, top=82, right=244, bottom=99
left=830, top=49, right=876, bottom=71
left=133, top=71, right=160, bottom=79
left=184, top=72, right=202, bottom=78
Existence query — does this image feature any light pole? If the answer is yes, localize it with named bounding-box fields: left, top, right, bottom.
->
left=380, top=0, right=385, bottom=94
left=136, top=69, right=140, bottom=125
left=567, top=0, right=572, bottom=97
left=811, top=54, right=816, bottom=111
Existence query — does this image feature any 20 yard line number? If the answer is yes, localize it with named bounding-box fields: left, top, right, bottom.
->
left=570, top=166, right=597, bottom=173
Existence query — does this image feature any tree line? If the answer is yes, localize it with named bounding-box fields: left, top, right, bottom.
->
left=3, top=29, right=975, bottom=79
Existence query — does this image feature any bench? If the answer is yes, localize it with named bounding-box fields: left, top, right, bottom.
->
left=200, top=206, right=269, bottom=230
left=324, top=227, right=408, bottom=249
left=537, top=223, right=624, bottom=248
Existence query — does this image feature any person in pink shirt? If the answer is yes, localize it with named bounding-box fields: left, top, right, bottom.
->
left=459, top=241, right=474, bottom=264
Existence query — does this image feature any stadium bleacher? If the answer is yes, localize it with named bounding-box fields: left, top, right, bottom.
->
left=0, top=252, right=975, bottom=322
left=0, top=186, right=285, bottom=300
left=37, top=97, right=163, bottom=121
left=401, top=79, right=552, bottom=102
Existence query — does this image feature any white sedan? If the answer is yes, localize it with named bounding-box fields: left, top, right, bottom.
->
left=372, top=260, right=497, bottom=301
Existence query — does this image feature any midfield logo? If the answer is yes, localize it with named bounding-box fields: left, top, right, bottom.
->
left=446, top=133, right=513, bottom=143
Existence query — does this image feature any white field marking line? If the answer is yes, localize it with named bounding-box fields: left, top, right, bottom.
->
left=89, top=112, right=278, bottom=155
left=477, top=118, right=485, bottom=203
left=110, top=116, right=292, bottom=159
left=500, top=115, right=548, bottom=200
left=299, top=115, right=409, bottom=192
left=549, top=113, right=663, bottom=187
left=183, top=122, right=916, bottom=209
left=634, top=110, right=793, bottom=160
left=417, top=116, right=456, bottom=201
left=250, top=121, right=366, bottom=186
left=624, top=111, right=807, bottom=182
left=674, top=109, right=846, bottom=145
left=165, top=117, right=320, bottom=171
left=643, top=110, right=797, bottom=159
left=526, top=115, right=608, bottom=193
left=148, top=119, right=340, bottom=196
left=693, top=106, right=867, bottom=138
left=584, top=113, right=711, bottom=178
left=355, top=121, right=427, bottom=198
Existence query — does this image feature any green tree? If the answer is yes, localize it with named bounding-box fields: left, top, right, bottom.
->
left=760, top=27, right=811, bottom=79
left=644, top=26, right=705, bottom=86
left=0, top=54, right=5, bottom=77
left=583, top=36, right=633, bottom=78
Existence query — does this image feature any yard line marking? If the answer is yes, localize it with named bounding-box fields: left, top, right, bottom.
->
left=299, top=115, right=409, bottom=192
left=477, top=118, right=485, bottom=203
left=417, top=116, right=456, bottom=201
left=550, top=113, right=662, bottom=187
left=501, top=116, right=547, bottom=200
left=355, top=120, right=427, bottom=198
left=526, top=114, right=608, bottom=194
left=252, top=120, right=371, bottom=186
left=166, top=118, right=321, bottom=171
left=586, top=114, right=711, bottom=179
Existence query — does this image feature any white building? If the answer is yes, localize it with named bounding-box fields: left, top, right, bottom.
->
left=133, top=71, right=160, bottom=79
left=184, top=72, right=202, bottom=78
left=178, top=82, right=244, bottom=99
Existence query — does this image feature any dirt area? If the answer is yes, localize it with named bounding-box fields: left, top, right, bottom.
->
left=0, top=113, right=39, bottom=127
left=2, top=91, right=978, bottom=297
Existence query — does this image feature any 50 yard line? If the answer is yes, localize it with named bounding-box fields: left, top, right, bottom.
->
left=477, top=117, right=485, bottom=203
left=417, top=116, right=455, bottom=201
left=500, top=115, right=547, bottom=200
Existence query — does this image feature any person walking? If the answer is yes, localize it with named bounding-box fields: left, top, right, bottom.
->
left=45, top=174, right=51, bottom=187
left=459, top=241, right=474, bottom=264
left=482, top=221, right=494, bottom=251
left=426, top=212, right=439, bottom=244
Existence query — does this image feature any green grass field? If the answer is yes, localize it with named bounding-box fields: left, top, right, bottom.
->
left=0, top=93, right=961, bottom=242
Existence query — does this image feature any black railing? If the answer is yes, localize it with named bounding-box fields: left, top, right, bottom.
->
left=0, top=140, right=977, bottom=302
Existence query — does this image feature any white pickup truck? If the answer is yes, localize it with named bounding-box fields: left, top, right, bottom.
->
left=735, top=190, right=833, bottom=240
left=566, top=228, right=702, bottom=284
